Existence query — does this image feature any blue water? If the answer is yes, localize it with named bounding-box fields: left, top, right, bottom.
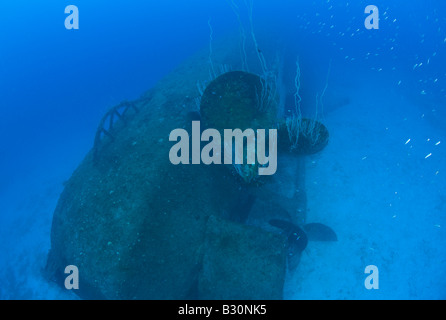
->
left=0, top=0, right=445, bottom=299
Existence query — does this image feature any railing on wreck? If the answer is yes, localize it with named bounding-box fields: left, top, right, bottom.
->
left=93, top=100, right=139, bottom=163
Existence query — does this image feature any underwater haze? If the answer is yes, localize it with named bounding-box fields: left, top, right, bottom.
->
left=0, top=0, right=445, bottom=299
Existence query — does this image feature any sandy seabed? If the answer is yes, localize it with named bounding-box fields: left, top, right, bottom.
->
left=285, top=72, right=446, bottom=299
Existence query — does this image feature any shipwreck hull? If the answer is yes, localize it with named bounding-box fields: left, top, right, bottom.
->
left=44, top=41, right=309, bottom=299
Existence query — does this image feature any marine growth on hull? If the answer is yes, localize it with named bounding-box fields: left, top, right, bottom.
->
left=44, top=6, right=334, bottom=300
